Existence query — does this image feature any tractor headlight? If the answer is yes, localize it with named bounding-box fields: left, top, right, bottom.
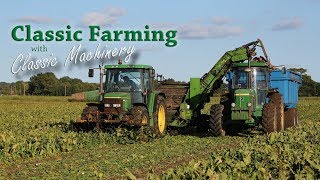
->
left=231, top=103, right=236, bottom=107
left=105, top=104, right=111, bottom=107
left=112, top=104, right=121, bottom=108
left=247, top=102, right=252, bottom=107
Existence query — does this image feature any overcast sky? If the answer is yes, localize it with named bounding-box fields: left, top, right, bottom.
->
left=1, top=0, right=319, bottom=83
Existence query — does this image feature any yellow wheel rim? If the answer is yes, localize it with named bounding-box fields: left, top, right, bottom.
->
left=142, top=115, right=147, bottom=125
left=158, top=105, right=165, bottom=133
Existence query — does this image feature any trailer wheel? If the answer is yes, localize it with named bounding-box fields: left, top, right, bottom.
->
left=269, top=93, right=284, bottom=132
left=209, top=104, right=226, bottom=136
left=262, top=103, right=277, bottom=133
left=284, top=108, right=298, bottom=129
left=152, top=96, right=167, bottom=136
left=131, top=106, right=149, bottom=126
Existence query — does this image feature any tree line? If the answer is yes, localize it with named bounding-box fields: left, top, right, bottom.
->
left=0, top=72, right=98, bottom=96
left=0, top=68, right=319, bottom=96
left=289, top=68, right=320, bottom=96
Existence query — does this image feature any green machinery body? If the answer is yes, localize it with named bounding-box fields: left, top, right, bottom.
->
left=170, top=39, right=271, bottom=127
left=76, top=63, right=165, bottom=129
left=76, top=39, right=301, bottom=135
left=102, top=64, right=158, bottom=126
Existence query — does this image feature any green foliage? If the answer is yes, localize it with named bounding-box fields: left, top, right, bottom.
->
left=156, top=122, right=320, bottom=179
left=150, top=98, right=320, bottom=179
left=0, top=96, right=319, bottom=179
left=289, top=68, right=320, bottom=96
left=0, top=96, right=115, bottom=161
left=0, top=96, right=161, bottom=161
left=28, top=72, right=59, bottom=95
left=114, top=127, right=157, bottom=144
left=0, top=72, right=98, bottom=96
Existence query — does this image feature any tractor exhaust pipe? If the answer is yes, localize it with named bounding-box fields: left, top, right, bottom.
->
left=99, top=65, right=104, bottom=101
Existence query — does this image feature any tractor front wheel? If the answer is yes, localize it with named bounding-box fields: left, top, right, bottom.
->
left=209, top=104, right=226, bottom=137
left=269, top=93, right=285, bottom=132
left=152, top=96, right=167, bottom=136
left=262, top=103, right=277, bottom=133
left=131, top=106, right=149, bottom=126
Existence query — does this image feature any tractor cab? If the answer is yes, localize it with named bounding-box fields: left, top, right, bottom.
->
left=104, top=65, right=155, bottom=105
left=227, top=61, right=270, bottom=122
left=230, top=62, right=269, bottom=87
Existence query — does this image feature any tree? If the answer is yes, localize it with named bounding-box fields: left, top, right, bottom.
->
left=0, top=82, right=11, bottom=95
left=289, top=68, right=320, bottom=96
left=28, top=72, right=59, bottom=95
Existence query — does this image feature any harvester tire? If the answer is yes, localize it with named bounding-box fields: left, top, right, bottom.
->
left=152, top=96, right=167, bottom=136
left=209, top=104, right=226, bottom=136
left=284, top=108, right=298, bottom=129
left=262, top=102, right=277, bottom=133
left=269, top=93, right=284, bottom=132
left=131, top=106, right=149, bottom=126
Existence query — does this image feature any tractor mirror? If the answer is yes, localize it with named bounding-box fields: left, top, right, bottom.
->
left=150, top=69, right=155, bottom=78
left=88, top=68, right=94, bottom=77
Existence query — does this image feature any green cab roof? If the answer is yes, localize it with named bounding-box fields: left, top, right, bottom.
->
left=104, top=64, right=153, bottom=69
left=232, top=61, right=268, bottom=67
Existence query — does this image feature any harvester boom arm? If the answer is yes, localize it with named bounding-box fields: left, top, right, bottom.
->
left=186, top=39, right=266, bottom=112
left=200, top=40, right=259, bottom=96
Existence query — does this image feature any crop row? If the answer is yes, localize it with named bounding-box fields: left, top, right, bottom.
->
left=149, top=100, right=320, bottom=179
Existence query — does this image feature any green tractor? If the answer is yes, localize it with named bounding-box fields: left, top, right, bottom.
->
left=156, top=39, right=301, bottom=136
left=75, top=62, right=167, bottom=136
left=210, top=61, right=284, bottom=136
left=74, top=39, right=301, bottom=137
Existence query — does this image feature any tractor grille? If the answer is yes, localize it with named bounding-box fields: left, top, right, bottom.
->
left=103, top=98, right=123, bottom=115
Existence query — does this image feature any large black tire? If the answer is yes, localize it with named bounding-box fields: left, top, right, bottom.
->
left=209, top=104, right=226, bottom=136
left=152, top=96, right=167, bottom=136
left=131, top=106, right=149, bottom=126
left=269, top=93, right=285, bottom=132
left=284, top=108, right=298, bottom=129
left=262, top=102, right=277, bottom=133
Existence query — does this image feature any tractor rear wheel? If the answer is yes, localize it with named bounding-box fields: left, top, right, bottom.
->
left=131, top=106, right=149, bottom=126
left=269, top=93, right=284, bottom=132
left=209, top=104, right=226, bottom=136
left=152, top=96, right=167, bottom=136
left=284, top=108, right=298, bottom=129
left=262, top=102, right=277, bottom=133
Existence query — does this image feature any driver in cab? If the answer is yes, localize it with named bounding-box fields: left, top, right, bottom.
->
left=122, top=76, right=137, bottom=91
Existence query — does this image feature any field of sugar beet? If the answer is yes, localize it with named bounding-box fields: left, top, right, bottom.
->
left=0, top=96, right=319, bottom=179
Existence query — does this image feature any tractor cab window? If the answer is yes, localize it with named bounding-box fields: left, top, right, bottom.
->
left=105, top=69, right=142, bottom=92
left=233, top=70, right=249, bottom=89
left=144, top=71, right=150, bottom=91
left=252, top=68, right=268, bottom=89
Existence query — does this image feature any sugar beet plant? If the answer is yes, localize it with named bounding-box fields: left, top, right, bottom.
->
left=0, top=96, right=161, bottom=161
left=149, top=98, right=320, bottom=179
left=0, top=97, right=114, bottom=160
